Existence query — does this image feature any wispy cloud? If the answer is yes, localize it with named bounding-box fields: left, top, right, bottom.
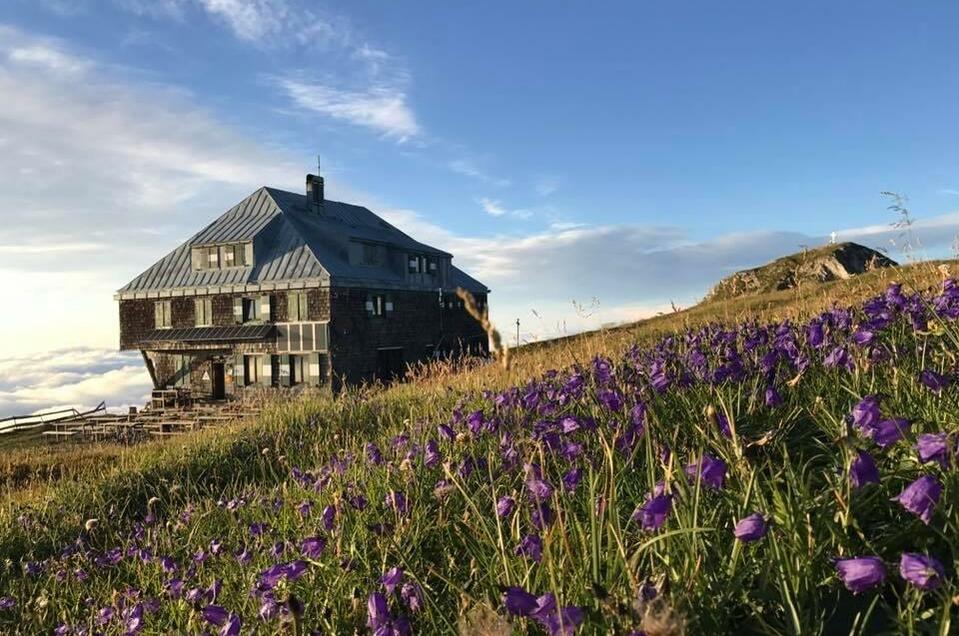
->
left=114, top=0, right=345, bottom=46
left=0, top=242, right=105, bottom=255
left=112, top=0, right=185, bottom=19
left=0, top=25, right=301, bottom=224
left=276, top=77, right=420, bottom=141
left=195, top=0, right=292, bottom=42
left=478, top=197, right=507, bottom=216
left=8, top=44, right=91, bottom=74
left=448, top=158, right=510, bottom=187
left=477, top=197, right=532, bottom=219
left=534, top=175, right=560, bottom=197
left=939, top=188, right=959, bottom=196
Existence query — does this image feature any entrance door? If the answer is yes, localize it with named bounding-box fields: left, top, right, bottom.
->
left=212, top=362, right=226, bottom=399
left=376, top=348, right=405, bottom=383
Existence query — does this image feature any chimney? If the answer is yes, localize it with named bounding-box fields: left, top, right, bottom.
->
left=306, top=174, right=324, bottom=214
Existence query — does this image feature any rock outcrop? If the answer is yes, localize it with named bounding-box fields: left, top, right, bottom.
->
left=707, top=242, right=897, bottom=301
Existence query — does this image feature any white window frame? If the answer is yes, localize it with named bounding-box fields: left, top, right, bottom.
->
left=244, top=355, right=259, bottom=385
left=242, top=298, right=257, bottom=322
left=288, top=291, right=308, bottom=322
left=195, top=297, right=213, bottom=327
left=155, top=300, right=172, bottom=329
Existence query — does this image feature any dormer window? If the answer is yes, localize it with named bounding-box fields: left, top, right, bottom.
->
left=192, top=243, right=251, bottom=271
left=202, top=246, right=218, bottom=269
left=408, top=254, right=433, bottom=274
left=223, top=244, right=247, bottom=268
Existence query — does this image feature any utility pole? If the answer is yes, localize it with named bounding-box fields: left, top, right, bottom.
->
left=515, top=318, right=520, bottom=348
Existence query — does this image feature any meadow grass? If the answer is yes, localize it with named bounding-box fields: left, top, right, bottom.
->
left=1, top=258, right=958, bottom=634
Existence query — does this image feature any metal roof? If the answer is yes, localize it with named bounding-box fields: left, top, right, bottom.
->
left=139, top=325, right=275, bottom=343
left=117, top=183, right=488, bottom=297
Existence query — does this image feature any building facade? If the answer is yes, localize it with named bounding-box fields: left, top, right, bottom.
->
left=116, top=174, right=489, bottom=396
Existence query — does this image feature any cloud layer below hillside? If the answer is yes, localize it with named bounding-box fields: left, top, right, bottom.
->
left=0, top=348, right=152, bottom=419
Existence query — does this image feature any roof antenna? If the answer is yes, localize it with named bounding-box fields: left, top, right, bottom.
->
left=308, top=155, right=325, bottom=214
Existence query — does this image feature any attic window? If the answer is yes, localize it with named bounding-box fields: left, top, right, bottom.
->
left=193, top=243, right=250, bottom=271
left=203, top=246, right=218, bottom=269
left=408, top=254, right=429, bottom=274
left=222, top=244, right=248, bottom=268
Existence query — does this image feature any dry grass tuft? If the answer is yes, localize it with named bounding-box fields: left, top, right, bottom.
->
left=456, top=287, right=511, bottom=370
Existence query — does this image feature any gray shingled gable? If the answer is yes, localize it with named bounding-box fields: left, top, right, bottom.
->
left=116, top=184, right=488, bottom=297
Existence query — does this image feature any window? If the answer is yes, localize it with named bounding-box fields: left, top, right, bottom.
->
left=193, top=243, right=249, bottom=271
left=409, top=254, right=427, bottom=274
left=222, top=244, right=247, bottom=268
left=441, top=294, right=463, bottom=311
left=365, top=294, right=392, bottom=317
left=287, top=291, right=308, bottom=322
left=234, top=296, right=271, bottom=324
left=243, top=355, right=259, bottom=386
left=155, top=300, right=172, bottom=329
left=243, top=298, right=257, bottom=322
left=408, top=254, right=436, bottom=275
left=173, top=354, right=192, bottom=386
left=195, top=297, right=213, bottom=326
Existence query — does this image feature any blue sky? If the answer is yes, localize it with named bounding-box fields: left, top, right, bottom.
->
left=1, top=1, right=959, bottom=415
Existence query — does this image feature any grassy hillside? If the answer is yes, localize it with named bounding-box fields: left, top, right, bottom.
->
left=1, top=258, right=958, bottom=634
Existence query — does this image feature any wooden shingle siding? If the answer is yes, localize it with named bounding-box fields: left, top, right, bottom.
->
left=327, top=287, right=487, bottom=386
left=171, top=297, right=194, bottom=329
left=119, top=290, right=333, bottom=351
